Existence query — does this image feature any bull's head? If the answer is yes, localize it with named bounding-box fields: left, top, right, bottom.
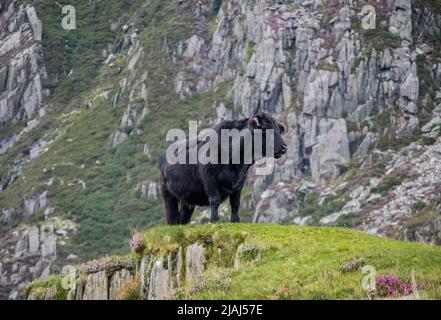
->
left=249, top=112, right=288, bottom=159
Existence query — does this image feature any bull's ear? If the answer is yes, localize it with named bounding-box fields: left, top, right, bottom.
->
left=248, top=117, right=260, bottom=130
left=277, top=122, right=287, bottom=134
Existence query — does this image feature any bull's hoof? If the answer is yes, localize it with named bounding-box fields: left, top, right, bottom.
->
left=230, top=216, right=240, bottom=223
left=210, top=216, right=220, bottom=224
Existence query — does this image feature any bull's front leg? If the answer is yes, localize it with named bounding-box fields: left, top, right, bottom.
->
left=209, top=196, right=221, bottom=223
left=229, top=190, right=241, bottom=223
left=204, top=177, right=222, bottom=223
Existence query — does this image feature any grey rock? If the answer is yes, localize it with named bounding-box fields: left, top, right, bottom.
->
left=25, top=7, right=42, bottom=41
left=109, top=269, right=133, bottom=300
left=2, top=208, right=13, bottom=225
left=137, top=181, right=159, bottom=200
left=110, top=131, right=128, bottom=148
left=67, top=254, right=78, bottom=261
left=389, top=0, right=412, bottom=41
left=253, top=182, right=297, bottom=224
left=148, top=258, right=173, bottom=300
left=310, top=119, right=350, bottom=182
left=83, top=271, right=108, bottom=300
left=28, top=226, right=40, bottom=253
left=29, top=139, right=50, bottom=160
left=0, top=66, right=7, bottom=92
left=183, top=35, right=204, bottom=58
left=14, top=231, right=29, bottom=257
left=185, top=244, right=205, bottom=284
left=354, top=133, right=377, bottom=160
left=140, top=256, right=152, bottom=298
left=44, top=285, right=58, bottom=300
left=0, top=31, right=21, bottom=56
left=27, top=292, right=38, bottom=300
left=421, top=117, right=441, bottom=134
left=399, top=71, right=419, bottom=115
left=22, top=191, right=48, bottom=217
left=40, top=224, right=57, bottom=261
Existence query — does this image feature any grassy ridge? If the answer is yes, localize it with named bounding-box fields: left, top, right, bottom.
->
left=26, top=224, right=441, bottom=300
left=140, top=224, right=441, bottom=299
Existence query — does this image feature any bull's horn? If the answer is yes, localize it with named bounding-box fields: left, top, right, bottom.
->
left=277, top=122, right=287, bottom=134
left=248, top=117, right=260, bottom=128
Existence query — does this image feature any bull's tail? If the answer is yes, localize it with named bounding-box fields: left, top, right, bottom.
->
left=159, top=155, right=179, bottom=225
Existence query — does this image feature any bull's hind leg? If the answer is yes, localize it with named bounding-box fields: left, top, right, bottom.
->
left=180, top=204, right=195, bottom=225
left=229, top=191, right=241, bottom=223
left=161, top=187, right=180, bottom=225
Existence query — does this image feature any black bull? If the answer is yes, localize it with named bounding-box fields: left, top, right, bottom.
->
left=159, top=113, right=288, bottom=225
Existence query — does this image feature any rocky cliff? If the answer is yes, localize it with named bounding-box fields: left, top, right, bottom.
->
left=1, top=0, right=441, bottom=300
left=0, top=1, right=45, bottom=125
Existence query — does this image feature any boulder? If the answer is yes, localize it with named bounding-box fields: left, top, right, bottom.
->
left=310, top=119, right=350, bottom=182
left=148, top=258, right=173, bottom=300
left=25, top=7, right=42, bottom=41
left=82, top=271, right=108, bottom=300
left=186, top=244, right=205, bottom=284
left=109, top=269, right=133, bottom=300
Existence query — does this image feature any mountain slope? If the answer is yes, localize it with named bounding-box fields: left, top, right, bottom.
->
left=1, top=0, right=441, bottom=299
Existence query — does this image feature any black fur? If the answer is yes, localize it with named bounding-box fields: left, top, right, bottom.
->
left=159, top=113, right=287, bottom=225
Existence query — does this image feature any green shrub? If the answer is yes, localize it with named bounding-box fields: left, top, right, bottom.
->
left=371, top=175, right=405, bottom=196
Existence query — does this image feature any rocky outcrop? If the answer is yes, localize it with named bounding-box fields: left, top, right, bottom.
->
left=171, top=0, right=426, bottom=197
left=37, top=243, right=209, bottom=300
left=0, top=218, right=76, bottom=299
left=253, top=182, right=298, bottom=224
left=22, top=191, right=48, bottom=218
left=26, top=234, right=255, bottom=301
left=317, top=139, right=441, bottom=241
left=0, top=2, right=46, bottom=125
left=109, top=131, right=128, bottom=148
left=136, top=181, right=159, bottom=200
left=310, top=118, right=350, bottom=182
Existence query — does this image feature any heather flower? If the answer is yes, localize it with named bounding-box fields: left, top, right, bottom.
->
left=130, top=233, right=144, bottom=253
left=77, top=256, right=135, bottom=274
left=343, top=258, right=366, bottom=272
left=375, top=274, right=423, bottom=298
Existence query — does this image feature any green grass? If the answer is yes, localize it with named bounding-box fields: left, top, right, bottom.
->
left=148, top=224, right=441, bottom=300
left=23, top=275, right=68, bottom=300
left=28, top=224, right=441, bottom=300
left=298, top=190, right=349, bottom=224
left=371, top=174, right=406, bottom=197
left=246, top=41, right=255, bottom=63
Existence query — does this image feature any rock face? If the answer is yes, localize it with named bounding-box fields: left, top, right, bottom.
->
left=0, top=218, right=76, bottom=299
left=45, top=243, right=208, bottom=300
left=185, top=244, right=205, bottom=284
left=82, top=271, right=108, bottom=300
left=310, top=119, right=350, bottom=182
left=316, top=140, right=441, bottom=243
left=109, top=269, right=133, bottom=300
left=0, top=2, right=46, bottom=125
left=22, top=191, right=48, bottom=218
left=136, top=181, right=159, bottom=200
left=170, top=0, right=441, bottom=233
left=253, top=182, right=298, bottom=224
left=171, top=0, right=429, bottom=207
